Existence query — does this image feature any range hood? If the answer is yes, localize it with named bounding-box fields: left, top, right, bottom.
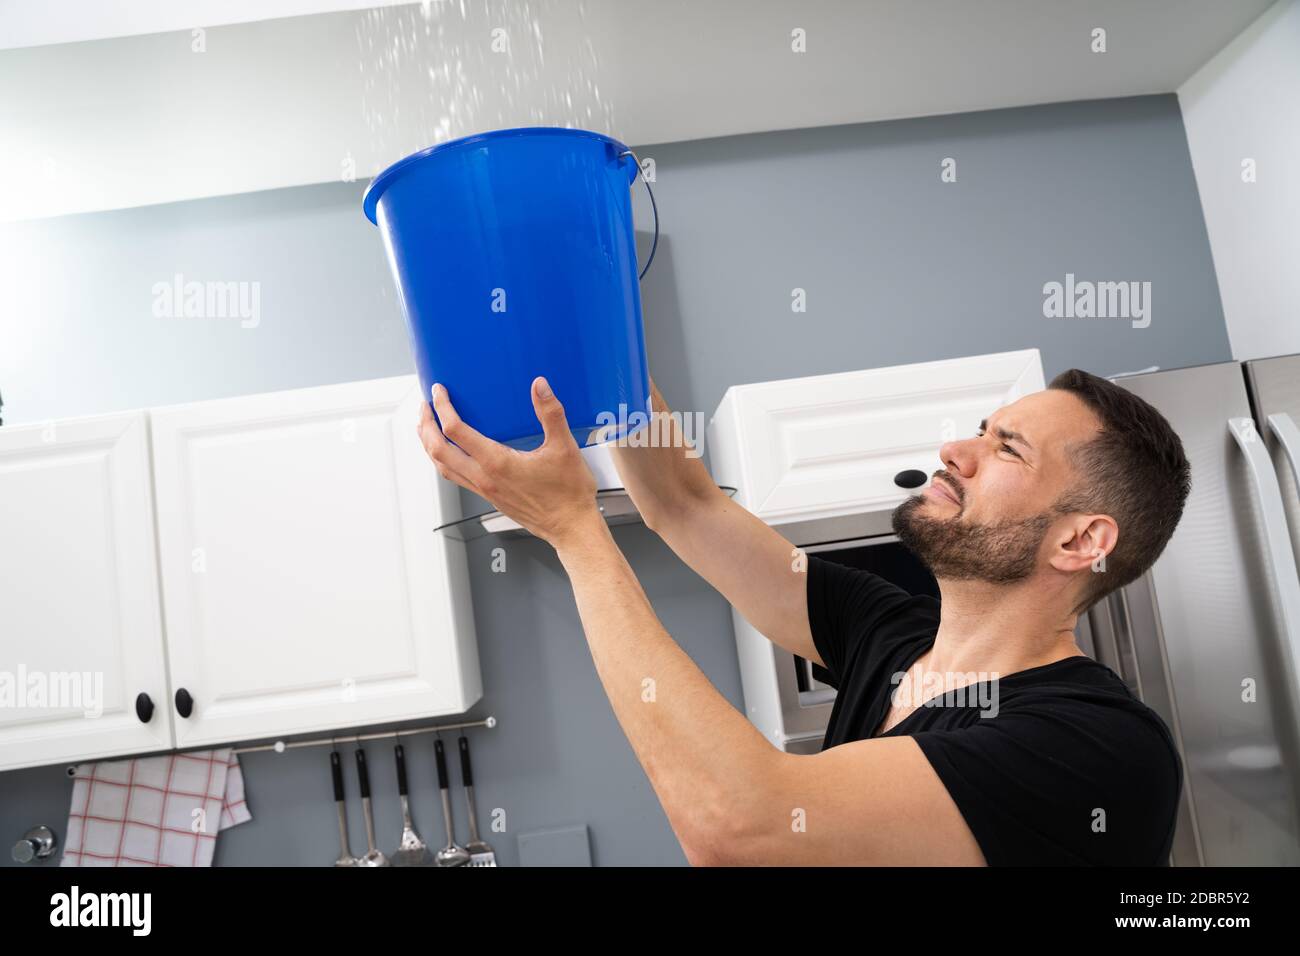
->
left=435, top=441, right=736, bottom=541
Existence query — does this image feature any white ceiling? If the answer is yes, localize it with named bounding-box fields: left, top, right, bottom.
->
left=0, top=0, right=414, bottom=50
left=0, top=0, right=1278, bottom=221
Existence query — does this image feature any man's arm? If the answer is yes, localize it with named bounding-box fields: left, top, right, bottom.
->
left=608, top=380, right=823, bottom=666
left=553, top=510, right=985, bottom=866
left=419, top=378, right=984, bottom=865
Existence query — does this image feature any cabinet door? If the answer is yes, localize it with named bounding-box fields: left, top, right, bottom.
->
left=0, top=412, right=173, bottom=771
left=150, top=376, right=481, bottom=748
left=708, top=349, right=1045, bottom=526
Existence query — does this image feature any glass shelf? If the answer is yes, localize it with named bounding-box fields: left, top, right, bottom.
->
left=435, top=486, right=739, bottom=541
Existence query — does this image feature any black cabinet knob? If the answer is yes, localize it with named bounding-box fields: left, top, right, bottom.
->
left=135, top=692, right=154, bottom=724
left=174, top=688, right=194, bottom=718
left=893, top=469, right=929, bottom=489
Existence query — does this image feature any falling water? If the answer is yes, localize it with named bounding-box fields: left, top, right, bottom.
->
left=355, top=0, right=615, bottom=173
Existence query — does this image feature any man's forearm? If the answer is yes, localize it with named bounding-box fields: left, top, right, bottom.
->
left=553, top=511, right=780, bottom=861
left=607, top=382, right=716, bottom=529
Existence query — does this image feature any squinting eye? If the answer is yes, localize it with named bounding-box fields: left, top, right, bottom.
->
left=978, top=426, right=1021, bottom=459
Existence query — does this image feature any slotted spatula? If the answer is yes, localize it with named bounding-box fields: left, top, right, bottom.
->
left=458, top=735, right=496, bottom=867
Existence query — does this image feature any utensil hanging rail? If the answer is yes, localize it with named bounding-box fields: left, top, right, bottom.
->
left=64, top=716, right=497, bottom=776
left=231, top=716, right=497, bottom=755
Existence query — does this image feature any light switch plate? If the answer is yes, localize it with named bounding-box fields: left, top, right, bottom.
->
left=517, top=824, right=592, bottom=867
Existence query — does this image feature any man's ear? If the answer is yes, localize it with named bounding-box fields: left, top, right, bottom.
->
left=1049, top=514, right=1118, bottom=575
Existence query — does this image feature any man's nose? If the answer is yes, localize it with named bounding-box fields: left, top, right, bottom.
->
left=938, top=436, right=979, bottom=478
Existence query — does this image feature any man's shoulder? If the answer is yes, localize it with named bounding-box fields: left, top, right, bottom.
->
left=997, top=657, right=1182, bottom=775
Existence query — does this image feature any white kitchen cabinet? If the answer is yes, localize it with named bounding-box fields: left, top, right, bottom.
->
left=708, top=349, right=1046, bottom=533
left=149, top=376, right=481, bottom=748
left=0, top=412, right=174, bottom=771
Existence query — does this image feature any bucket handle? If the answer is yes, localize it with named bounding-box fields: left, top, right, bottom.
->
left=619, top=150, right=659, bottom=281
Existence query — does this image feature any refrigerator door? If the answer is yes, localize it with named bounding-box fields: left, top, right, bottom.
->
left=1108, top=362, right=1300, bottom=865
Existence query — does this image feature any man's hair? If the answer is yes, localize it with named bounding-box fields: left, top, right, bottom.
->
left=1047, top=368, right=1191, bottom=615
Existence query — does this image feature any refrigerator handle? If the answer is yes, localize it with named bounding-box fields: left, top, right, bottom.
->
left=1229, top=417, right=1300, bottom=718
left=1267, top=413, right=1300, bottom=489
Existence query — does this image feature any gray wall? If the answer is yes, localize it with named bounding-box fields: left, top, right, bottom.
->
left=0, top=94, right=1228, bottom=866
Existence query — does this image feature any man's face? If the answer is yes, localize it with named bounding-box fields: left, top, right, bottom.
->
left=892, top=389, right=1103, bottom=584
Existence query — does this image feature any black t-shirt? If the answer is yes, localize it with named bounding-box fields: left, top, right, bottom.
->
left=805, top=554, right=1183, bottom=866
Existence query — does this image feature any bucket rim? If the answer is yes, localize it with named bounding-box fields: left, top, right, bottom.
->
left=362, top=125, right=633, bottom=224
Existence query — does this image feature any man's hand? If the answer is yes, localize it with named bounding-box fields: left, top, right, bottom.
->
left=418, top=376, right=600, bottom=549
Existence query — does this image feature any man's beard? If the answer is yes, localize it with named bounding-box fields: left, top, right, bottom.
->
left=891, top=493, right=1052, bottom=584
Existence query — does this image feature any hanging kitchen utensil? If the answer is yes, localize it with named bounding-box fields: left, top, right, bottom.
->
left=354, top=747, right=388, bottom=867
left=458, top=735, right=497, bottom=867
left=431, top=737, right=470, bottom=867
left=330, top=749, right=361, bottom=867
left=388, top=742, right=432, bottom=867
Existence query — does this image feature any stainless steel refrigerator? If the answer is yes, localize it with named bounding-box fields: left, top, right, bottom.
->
left=1086, top=356, right=1300, bottom=865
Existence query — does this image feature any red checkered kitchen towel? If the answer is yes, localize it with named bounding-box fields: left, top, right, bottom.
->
left=61, top=748, right=252, bottom=867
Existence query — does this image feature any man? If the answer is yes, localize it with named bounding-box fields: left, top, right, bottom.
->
left=418, top=366, right=1190, bottom=866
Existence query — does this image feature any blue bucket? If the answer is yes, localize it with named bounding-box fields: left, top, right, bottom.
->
left=364, top=126, right=654, bottom=451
